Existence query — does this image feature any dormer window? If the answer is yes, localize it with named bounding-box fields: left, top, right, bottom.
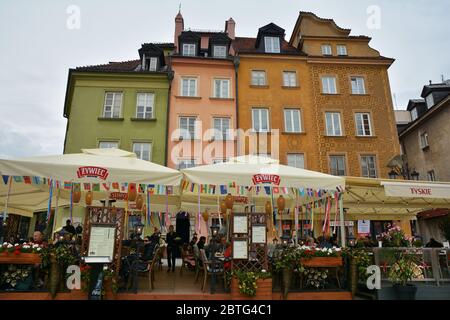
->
left=264, top=36, right=280, bottom=53
left=411, top=108, right=418, bottom=121
left=213, top=45, right=227, bottom=58
left=144, top=57, right=158, bottom=71
left=182, top=43, right=196, bottom=56
left=425, top=93, right=434, bottom=108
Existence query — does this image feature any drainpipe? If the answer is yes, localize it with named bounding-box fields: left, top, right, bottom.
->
left=165, top=61, right=174, bottom=167
left=233, top=56, right=240, bottom=156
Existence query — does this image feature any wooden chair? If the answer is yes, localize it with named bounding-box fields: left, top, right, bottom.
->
left=199, top=249, right=224, bottom=292
left=127, top=246, right=161, bottom=292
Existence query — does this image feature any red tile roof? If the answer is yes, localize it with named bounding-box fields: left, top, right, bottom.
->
left=75, top=60, right=141, bottom=72
left=232, top=37, right=305, bottom=55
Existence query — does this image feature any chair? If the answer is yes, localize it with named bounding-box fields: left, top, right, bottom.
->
left=127, top=246, right=161, bottom=292
left=199, top=249, right=224, bottom=292
left=180, top=246, right=196, bottom=276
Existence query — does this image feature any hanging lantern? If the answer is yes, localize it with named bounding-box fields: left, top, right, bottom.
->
left=136, top=193, right=144, bottom=210
left=277, top=195, right=286, bottom=211
left=202, top=209, right=210, bottom=222
left=265, top=201, right=272, bottom=215
left=73, top=183, right=81, bottom=204
left=225, top=193, right=234, bottom=210
left=220, top=201, right=227, bottom=215
left=128, top=183, right=137, bottom=202
left=85, top=191, right=93, bottom=206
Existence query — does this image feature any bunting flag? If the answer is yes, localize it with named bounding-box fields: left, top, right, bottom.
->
left=167, top=186, right=174, bottom=195
left=333, top=192, right=339, bottom=234
left=273, top=187, right=279, bottom=194
left=73, top=182, right=81, bottom=194
left=83, top=183, right=91, bottom=191
left=24, top=176, right=32, bottom=184
left=92, top=183, right=100, bottom=192
left=13, top=176, right=23, bottom=183
left=282, top=187, right=288, bottom=194
left=112, top=182, right=119, bottom=190
left=64, top=181, right=72, bottom=190
left=220, top=185, right=227, bottom=195
left=32, top=176, right=41, bottom=185
left=46, top=180, right=54, bottom=223
left=264, top=186, right=271, bottom=195
left=147, top=190, right=151, bottom=226
left=2, top=175, right=9, bottom=185
left=121, top=183, right=127, bottom=192
left=102, top=183, right=110, bottom=191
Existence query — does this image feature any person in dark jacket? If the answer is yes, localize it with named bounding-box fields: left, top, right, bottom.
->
left=165, top=225, right=179, bottom=272
left=63, top=219, right=76, bottom=236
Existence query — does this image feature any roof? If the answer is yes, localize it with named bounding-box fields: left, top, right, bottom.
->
left=232, top=37, right=305, bottom=55
left=421, top=81, right=450, bottom=97
left=74, top=60, right=142, bottom=72
left=406, top=98, right=425, bottom=111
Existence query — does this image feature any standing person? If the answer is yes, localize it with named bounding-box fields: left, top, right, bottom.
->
left=62, top=219, right=76, bottom=236
left=165, top=225, right=179, bottom=273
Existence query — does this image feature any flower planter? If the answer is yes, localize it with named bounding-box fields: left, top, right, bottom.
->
left=0, top=253, right=41, bottom=264
left=231, top=278, right=272, bottom=300
left=104, top=278, right=117, bottom=300
left=300, top=257, right=343, bottom=267
left=393, top=284, right=417, bottom=300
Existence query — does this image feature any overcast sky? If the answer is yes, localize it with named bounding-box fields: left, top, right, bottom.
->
left=0, top=0, right=449, bottom=159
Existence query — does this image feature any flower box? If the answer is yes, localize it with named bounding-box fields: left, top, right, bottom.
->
left=300, top=257, right=343, bottom=268
left=0, top=253, right=41, bottom=265
left=231, top=277, right=272, bottom=300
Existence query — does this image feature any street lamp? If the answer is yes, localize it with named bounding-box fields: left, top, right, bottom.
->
left=210, top=224, right=220, bottom=239
left=410, top=170, right=420, bottom=181
left=388, top=169, right=398, bottom=180
left=347, top=234, right=356, bottom=248
left=134, top=222, right=144, bottom=237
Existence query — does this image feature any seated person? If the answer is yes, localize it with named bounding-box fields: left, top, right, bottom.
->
left=318, top=236, right=333, bottom=249
left=32, top=231, right=48, bottom=247
left=267, top=238, right=279, bottom=260
left=182, top=243, right=196, bottom=269
left=142, top=236, right=158, bottom=261
left=216, top=237, right=227, bottom=255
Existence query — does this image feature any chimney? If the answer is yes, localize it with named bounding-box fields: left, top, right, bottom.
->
left=225, top=17, right=235, bottom=40
left=174, top=11, right=184, bottom=53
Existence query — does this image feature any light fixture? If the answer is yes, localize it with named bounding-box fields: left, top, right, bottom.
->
left=347, top=234, right=356, bottom=248
left=411, top=170, right=420, bottom=181
left=388, top=169, right=398, bottom=180
left=210, top=224, right=220, bottom=238
left=134, top=222, right=144, bottom=236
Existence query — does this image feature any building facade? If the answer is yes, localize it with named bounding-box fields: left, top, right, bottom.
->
left=63, top=43, right=174, bottom=165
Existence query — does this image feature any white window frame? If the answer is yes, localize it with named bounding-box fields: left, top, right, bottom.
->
left=355, top=113, right=373, bottom=136
left=287, top=153, right=305, bottom=169
left=213, top=158, right=228, bottom=164
left=252, top=108, right=270, bottom=132
left=149, top=57, right=157, bottom=71
left=179, top=116, right=197, bottom=140
left=351, top=77, right=366, bottom=95
left=427, top=170, right=436, bottom=181
left=426, top=93, right=434, bottom=108
left=264, top=36, right=280, bottom=53
left=136, top=93, right=154, bottom=119
left=360, top=155, right=377, bottom=178
left=321, top=44, right=332, bottom=55
left=181, top=77, right=198, bottom=97
left=283, top=71, right=297, bottom=87
left=133, top=142, right=152, bottom=161
left=411, top=108, right=418, bottom=121
left=337, top=45, right=347, bottom=56
left=214, top=79, right=230, bottom=98
left=213, top=117, right=231, bottom=140
left=325, top=112, right=342, bottom=136
left=213, top=45, right=227, bottom=58
left=98, top=141, right=119, bottom=149
left=322, top=76, right=337, bottom=94
left=177, top=159, right=196, bottom=169
left=284, top=109, right=302, bottom=133
left=182, top=43, right=196, bottom=56
left=420, top=132, right=429, bottom=149
left=103, top=92, right=123, bottom=118
left=251, top=70, right=266, bottom=86
left=329, top=155, right=346, bottom=176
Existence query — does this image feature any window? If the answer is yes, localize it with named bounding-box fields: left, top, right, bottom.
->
left=179, top=117, right=197, bottom=139
left=264, top=36, right=280, bottom=53
left=213, top=117, right=231, bottom=140
left=426, top=93, right=434, bottom=108
left=427, top=170, right=436, bottom=181
left=252, top=108, right=269, bottom=132
left=351, top=77, right=366, bottom=95
left=251, top=71, right=266, bottom=86
left=213, top=158, right=228, bottom=164
left=361, top=155, right=377, bottom=178
left=182, top=43, right=196, bottom=56
left=321, top=76, right=337, bottom=94
left=355, top=113, right=373, bottom=136
left=287, top=154, right=305, bottom=169
left=337, top=45, right=347, bottom=56
left=99, top=141, right=118, bottom=149
left=177, top=159, right=196, bottom=169
left=181, top=77, right=197, bottom=97
left=144, top=57, right=157, bottom=71
left=136, top=93, right=154, bottom=119
left=283, top=71, right=297, bottom=87
left=321, top=44, right=332, bottom=55
left=325, top=112, right=342, bottom=136
left=329, top=156, right=346, bottom=176
left=214, top=79, right=230, bottom=98
left=213, top=45, right=227, bottom=58
left=411, top=108, right=418, bottom=121
left=133, top=143, right=152, bottom=161
left=420, top=132, right=429, bottom=149
left=103, top=92, right=122, bottom=118
left=284, top=109, right=302, bottom=133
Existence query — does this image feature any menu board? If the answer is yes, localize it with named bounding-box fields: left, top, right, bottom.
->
left=88, top=225, right=116, bottom=260
left=357, top=220, right=371, bottom=235
left=252, top=225, right=266, bottom=244
left=233, top=214, right=248, bottom=234
left=233, top=239, right=248, bottom=260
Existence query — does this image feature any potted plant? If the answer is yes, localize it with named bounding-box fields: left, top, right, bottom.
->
left=231, top=270, right=272, bottom=300
left=274, top=246, right=300, bottom=299
left=388, top=249, right=423, bottom=300
left=103, top=266, right=118, bottom=300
